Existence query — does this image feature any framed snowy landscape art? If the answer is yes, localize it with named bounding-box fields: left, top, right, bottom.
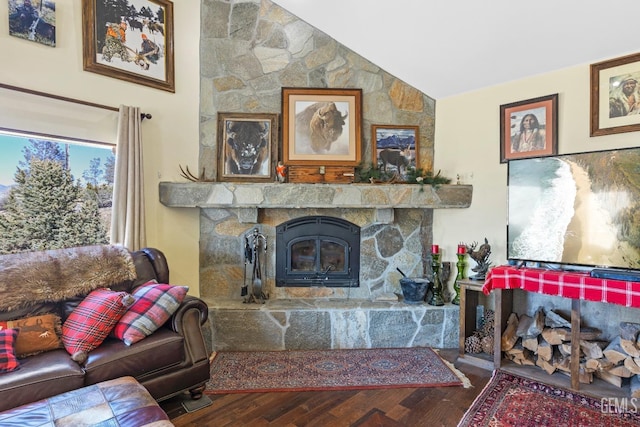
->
left=81, top=0, right=175, bottom=92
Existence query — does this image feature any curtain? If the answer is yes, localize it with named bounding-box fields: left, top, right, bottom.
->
left=110, top=105, right=146, bottom=250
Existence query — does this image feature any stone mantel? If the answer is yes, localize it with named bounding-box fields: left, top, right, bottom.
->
left=159, top=182, right=472, bottom=208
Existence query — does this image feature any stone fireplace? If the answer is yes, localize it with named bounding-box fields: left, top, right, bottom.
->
left=160, top=182, right=472, bottom=351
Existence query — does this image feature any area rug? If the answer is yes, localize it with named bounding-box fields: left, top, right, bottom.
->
left=458, top=370, right=640, bottom=427
left=206, top=347, right=465, bottom=394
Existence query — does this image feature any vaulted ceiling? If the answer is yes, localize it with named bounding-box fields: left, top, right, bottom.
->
left=272, top=0, right=640, bottom=99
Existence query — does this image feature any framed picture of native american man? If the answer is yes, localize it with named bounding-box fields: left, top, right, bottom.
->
left=282, top=87, right=362, bottom=166
left=216, top=112, right=279, bottom=182
left=591, top=52, right=640, bottom=136
left=500, top=94, right=558, bottom=163
left=81, top=0, right=175, bottom=92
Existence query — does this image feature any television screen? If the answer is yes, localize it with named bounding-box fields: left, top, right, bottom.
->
left=507, top=147, right=640, bottom=271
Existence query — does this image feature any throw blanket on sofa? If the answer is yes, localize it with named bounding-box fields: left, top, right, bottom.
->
left=0, top=245, right=137, bottom=312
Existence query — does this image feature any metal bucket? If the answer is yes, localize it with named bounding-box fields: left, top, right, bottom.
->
left=400, top=277, right=429, bottom=304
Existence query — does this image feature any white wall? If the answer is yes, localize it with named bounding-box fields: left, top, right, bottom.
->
left=434, top=63, right=639, bottom=268
left=0, top=0, right=201, bottom=294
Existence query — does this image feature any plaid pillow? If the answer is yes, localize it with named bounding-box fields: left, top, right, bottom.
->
left=62, top=289, right=134, bottom=364
left=112, top=282, right=188, bottom=346
left=0, top=328, right=20, bottom=373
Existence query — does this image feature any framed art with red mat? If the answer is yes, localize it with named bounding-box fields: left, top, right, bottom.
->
left=458, top=370, right=640, bottom=427
left=206, top=347, right=466, bottom=394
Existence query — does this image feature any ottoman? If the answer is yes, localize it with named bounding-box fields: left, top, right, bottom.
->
left=0, top=376, right=174, bottom=426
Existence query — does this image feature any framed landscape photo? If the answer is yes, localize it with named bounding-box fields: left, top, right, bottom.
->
left=216, top=112, right=278, bottom=182
left=81, top=0, right=175, bottom=92
left=500, top=94, right=558, bottom=163
left=591, top=52, right=640, bottom=136
left=372, top=125, right=419, bottom=181
left=282, top=87, right=362, bottom=166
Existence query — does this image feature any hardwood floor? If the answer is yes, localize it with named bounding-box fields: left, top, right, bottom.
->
left=160, top=349, right=492, bottom=427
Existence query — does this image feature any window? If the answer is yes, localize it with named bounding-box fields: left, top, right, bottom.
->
left=0, top=130, right=115, bottom=254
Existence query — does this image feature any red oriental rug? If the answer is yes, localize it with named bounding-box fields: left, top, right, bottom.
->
left=458, top=370, right=640, bottom=427
left=205, top=347, right=466, bottom=394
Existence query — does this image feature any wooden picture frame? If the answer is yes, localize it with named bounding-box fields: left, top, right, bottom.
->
left=216, top=112, right=278, bottom=182
left=81, top=0, right=175, bottom=92
left=281, top=87, right=362, bottom=166
left=500, top=94, right=558, bottom=163
left=371, top=125, right=419, bottom=181
left=591, top=52, right=640, bottom=136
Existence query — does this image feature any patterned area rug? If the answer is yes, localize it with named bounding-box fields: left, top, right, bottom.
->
left=458, top=370, right=640, bottom=427
left=206, top=347, right=464, bottom=394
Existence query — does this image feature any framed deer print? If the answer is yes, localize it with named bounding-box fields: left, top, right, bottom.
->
left=282, top=87, right=362, bottom=166
left=372, top=125, right=419, bottom=182
left=81, top=0, right=175, bottom=92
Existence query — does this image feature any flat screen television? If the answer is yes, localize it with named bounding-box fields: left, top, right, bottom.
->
left=507, top=147, right=640, bottom=271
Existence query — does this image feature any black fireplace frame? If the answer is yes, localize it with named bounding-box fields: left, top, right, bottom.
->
left=275, top=216, right=360, bottom=287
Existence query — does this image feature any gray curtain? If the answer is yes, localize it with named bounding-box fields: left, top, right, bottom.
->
left=110, top=105, right=146, bottom=250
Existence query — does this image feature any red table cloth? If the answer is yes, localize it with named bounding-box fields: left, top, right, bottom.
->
left=483, top=265, right=640, bottom=308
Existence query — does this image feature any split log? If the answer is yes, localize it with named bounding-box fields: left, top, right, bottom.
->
left=559, top=343, right=572, bottom=357
left=585, top=357, right=615, bottom=372
left=580, top=340, right=606, bottom=360
left=536, top=355, right=556, bottom=375
left=624, top=357, right=640, bottom=375
left=620, top=322, right=640, bottom=357
left=522, top=336, right=538, bottom=353
left=501, top=313, right=519, bottom=351
left=554, top=348, right=571, bottom=373
left=516, top=314, right=533, bottom=338
left=559, top=366, right=593, bottom=384
left=604, top=336, right=629, bottom=364
left=544, top=309, right=571, bottom=328
left=607, top=364, right=634, bottom=378
left=631, top=375, right=640, bottom=398
left=506, top=340, right=524, bottom=358
left=542, top=327, right=568, bottom=345
left=537, top=337, right=553, bottom=361
left=595, top=370, right=623, bottom=388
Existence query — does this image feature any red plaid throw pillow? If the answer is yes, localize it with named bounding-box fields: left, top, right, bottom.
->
left=62, top=288, right=134, bottom=364
left=112, top=282, right=188, bottom=346
left=0, top=328, right=20, bottom=373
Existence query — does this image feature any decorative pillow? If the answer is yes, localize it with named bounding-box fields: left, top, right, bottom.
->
left=0, top=314, right=63, bottom=358
left=62, top=289, right=134, bottom=364
left=112, top=282, right=188, bottom=346
left=0, top=329, right=19, bottom=373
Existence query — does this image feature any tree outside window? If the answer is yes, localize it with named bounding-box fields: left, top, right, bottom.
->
left=0, top=134, right=114, bottom=254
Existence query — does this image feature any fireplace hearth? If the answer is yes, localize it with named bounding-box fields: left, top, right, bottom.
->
left=276, top=216, right=360, bottom=288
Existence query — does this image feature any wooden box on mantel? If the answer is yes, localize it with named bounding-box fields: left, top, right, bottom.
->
left=286, top=166, right=354, bottom=183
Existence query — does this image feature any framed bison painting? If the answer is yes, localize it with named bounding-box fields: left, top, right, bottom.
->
left=216, top=112, right=279, bottom=182
left=81, top=0, right=175, bottom=92
left=282, top=88, right=362, bottom=166
left=372, top=125, right=419, bottom=182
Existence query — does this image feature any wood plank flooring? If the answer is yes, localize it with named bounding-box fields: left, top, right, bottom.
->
left=160, top=349, right=492, bottom=427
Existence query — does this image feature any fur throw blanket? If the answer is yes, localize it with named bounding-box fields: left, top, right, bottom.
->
left=0, top=245, right=137, bottom=312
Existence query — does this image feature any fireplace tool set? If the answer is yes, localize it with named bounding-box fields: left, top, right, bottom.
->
left=242, top=228, right=269, bottom=303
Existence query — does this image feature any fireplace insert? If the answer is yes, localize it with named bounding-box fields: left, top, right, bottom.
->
left=275, top=216, right=360, bottom=287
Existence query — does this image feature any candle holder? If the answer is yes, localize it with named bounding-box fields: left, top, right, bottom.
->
left=452, top=253, right=466, bottom=305
left=428, top=252, right=445, bottom=306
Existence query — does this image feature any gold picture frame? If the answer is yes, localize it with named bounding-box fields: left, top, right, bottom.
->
left=281, top=87, right=362, bottom=166
left=591, top=52, right=640, bottom=136
left=81, top=0, right=175, bottom=92
left=216, top=112, right=278, bottom=182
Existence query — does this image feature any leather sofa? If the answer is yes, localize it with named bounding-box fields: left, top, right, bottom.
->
left=0, top=246, right=210, bottom=412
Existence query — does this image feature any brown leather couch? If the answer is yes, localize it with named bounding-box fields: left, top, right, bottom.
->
left=0, top=247, right=210, bottom=413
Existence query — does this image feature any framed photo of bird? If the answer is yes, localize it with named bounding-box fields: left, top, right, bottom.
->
left=81, top=0, right=175, bottom=92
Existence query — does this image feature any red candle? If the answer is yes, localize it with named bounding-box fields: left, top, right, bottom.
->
left=431, top=244, right=439, bottom=254
left=457, top=244, right=466, bottom=254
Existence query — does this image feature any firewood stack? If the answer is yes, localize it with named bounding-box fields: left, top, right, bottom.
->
left=501, top=307, right=640, bottom=397
left=464, top=309, right=495, bottom=356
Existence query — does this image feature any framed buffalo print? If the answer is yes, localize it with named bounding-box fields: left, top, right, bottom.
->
left=81, top=0, right=175, bottom=92
left=216, top=112, right=279, bottom=182
left=282, top=87, right=362, bottom=166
